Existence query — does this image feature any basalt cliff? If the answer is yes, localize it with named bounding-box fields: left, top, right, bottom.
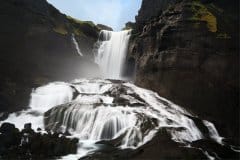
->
left=127, top=0, right=239, bottom=143
left=0, top=0, right=102, bottom=113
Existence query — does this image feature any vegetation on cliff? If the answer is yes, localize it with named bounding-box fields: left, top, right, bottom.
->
left=188, top=1, right=217, bottom=32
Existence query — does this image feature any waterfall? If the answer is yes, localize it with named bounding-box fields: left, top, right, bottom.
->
left=1, top=79, right=229, bottom=159
left=72, top=34, right=83, bottom=56
left=95, top=30, right=131, bottom=80
left=43, top=79, right=204, bottom=146
left=0, top=31, right=232, bottom=159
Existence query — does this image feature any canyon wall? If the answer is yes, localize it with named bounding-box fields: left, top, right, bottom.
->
left=128, top=0, right=239, bottom=141
left=0, top=0, right=100, bottom=113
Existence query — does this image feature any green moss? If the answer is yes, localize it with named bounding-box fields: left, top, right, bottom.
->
left=66, top=16, right=96, bottom=28
left=189, top=1, right=217, bottom=32
left=53, top=25, right=68, bottom=35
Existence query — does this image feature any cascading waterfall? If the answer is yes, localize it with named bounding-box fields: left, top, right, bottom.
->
left=1, top=29, right=235, bottom=159
left=0, top=80, right=230, bottom=159
left=95, top=30, right=131, bottom=79
left=72, top=34, right=83, bottom=56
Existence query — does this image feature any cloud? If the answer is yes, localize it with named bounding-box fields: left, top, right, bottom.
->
left=47, top=0, right=142, bottom=30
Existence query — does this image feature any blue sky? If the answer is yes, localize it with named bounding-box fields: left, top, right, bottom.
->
left=47, top=0, right=142, bottom=31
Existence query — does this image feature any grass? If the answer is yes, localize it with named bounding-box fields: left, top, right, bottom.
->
left=66, top=16, right=96, bottom=28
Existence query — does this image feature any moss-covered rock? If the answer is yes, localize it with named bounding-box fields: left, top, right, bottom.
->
left=189, top=1, right=217, bottom=32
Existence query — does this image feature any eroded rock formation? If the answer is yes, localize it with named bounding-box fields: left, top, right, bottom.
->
left=127, top=0, right=239, bottom=142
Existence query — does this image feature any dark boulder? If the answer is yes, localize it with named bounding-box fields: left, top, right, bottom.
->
left=192, top=139, right=240, bottom=159
left=0, top=122, right=78, bottom=159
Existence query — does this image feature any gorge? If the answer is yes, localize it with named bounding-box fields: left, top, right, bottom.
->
left=0, top=0, right=239, bottom=159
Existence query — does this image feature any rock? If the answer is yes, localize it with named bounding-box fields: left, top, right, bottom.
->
left=0, top=0, right=100, bottom=113
left=83, top=128, right=207, bottom=160
left=70, top=85, right=80, bottom=100
left=97, top=24, right=113, bottom=31
left=0, top=123, right=21, bottom=157
left=131, top=128, right=206, bottom=160
left=191, top=139, right=240, bottom=159
left=0, top=122, right=78, bottom=159
left=122, top=22, right=135, bottom=30
left=0, top=122, right=17, bottom=134
left=67, top=16, right=100, bottom=60
left=0, top=112, right=8, bottom=121
left=112, top=96, right=129, bottom=105
left=135, top=0, right=177, bottom=32
left=185, top=115, right=210, bottom=138
left=22, top=123, right=34, bottom=134
left=127, top=0, right=239, bottom=144
left=24, top=123, right=32, bottom=130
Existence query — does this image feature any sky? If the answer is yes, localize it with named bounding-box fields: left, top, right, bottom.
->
left=47, top=0, right=142, bottom=31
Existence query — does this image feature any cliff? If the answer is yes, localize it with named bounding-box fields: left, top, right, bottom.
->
left=0, top=0, right=100, bottom=113
left=128, top=0, right=239, bottom=142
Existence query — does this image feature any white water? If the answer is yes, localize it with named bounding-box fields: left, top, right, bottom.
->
left=95, top=30, right=131, bottom=79
left=0, top=30, right=227, bottom=160
left=1, top=79, right=225, bottom=159
left=72, top=34, right=83, bottom=56
left=202, top=120, right=223, bottom=144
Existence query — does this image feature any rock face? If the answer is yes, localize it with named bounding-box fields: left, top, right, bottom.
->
left=0, top=0, right=100, bottom=113
left=128, top=0, right=239, bottom=142
left=97, top=24, right=113, bottom=31
left=0, top=122, right=78, bottom=159
left=135, top=0, right=177, bottom=32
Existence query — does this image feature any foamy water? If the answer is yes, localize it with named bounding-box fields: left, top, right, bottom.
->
left=1, top=79, right=224, bottom=159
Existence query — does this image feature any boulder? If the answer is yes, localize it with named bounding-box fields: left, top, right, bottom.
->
left=0, top=122, right=78, bottom=159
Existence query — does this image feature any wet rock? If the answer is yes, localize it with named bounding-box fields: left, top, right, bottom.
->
left=130, top=129, right=206, bottom=160
left=112, top=96, right=130, bottom=105
left=0, top=112, right=8, bottom=121
left=22, top=123, right=34, bottom=134
left=0, top=123, right=21, bottom=155
left=84, top=128, right=207, bottom=160
left=192, top=139, right=240, bottom=159
left=0, top=122, right=78, bottom=159
left=185, top=115, right=210, bottom=138
left=70, top=85, right=80, bottom=100
left=0, top=122, right=18, bottom=134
